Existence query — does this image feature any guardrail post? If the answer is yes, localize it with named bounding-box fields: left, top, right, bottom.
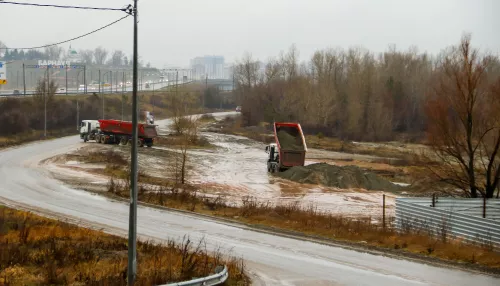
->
left=432, top=193, right=436, bottom=207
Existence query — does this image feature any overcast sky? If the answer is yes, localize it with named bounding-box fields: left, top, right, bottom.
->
left=1, top=0, right=498, bottom=67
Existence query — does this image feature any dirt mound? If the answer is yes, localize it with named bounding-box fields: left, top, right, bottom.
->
left=276, top=163, right=402, bottom=192
left=277, top=128, right=304, bottom=151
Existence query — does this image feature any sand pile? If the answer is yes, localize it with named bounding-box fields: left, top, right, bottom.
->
left=276, top=128, right=304, bottom=151
left=276, top=163, right=401, bottom=192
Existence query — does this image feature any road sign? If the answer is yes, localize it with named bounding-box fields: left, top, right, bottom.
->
left=0, top=61, right=6, bottom=84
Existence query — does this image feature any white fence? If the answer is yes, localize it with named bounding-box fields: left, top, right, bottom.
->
left=395, top=198, right=500, bottom=248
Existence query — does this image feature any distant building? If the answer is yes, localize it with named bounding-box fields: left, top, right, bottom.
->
left=66, top=45, right=81, bottom=62
left=190, top=55, right=225, bottom=79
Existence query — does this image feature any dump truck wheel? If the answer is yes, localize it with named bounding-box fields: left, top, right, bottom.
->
left=101, top=136, right=106, bottom=144
left=146, top=143, right=153, bottom=148
left=120, top=137, right=128, bottom=146
left=83, top=135, right=88, bottom=143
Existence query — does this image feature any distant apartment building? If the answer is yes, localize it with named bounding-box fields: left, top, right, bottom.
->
left=190, top=55, right=225, bottom=79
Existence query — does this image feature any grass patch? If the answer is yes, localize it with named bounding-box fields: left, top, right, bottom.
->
left=155, top=135, right=213, bottom=149
left=0, top=128, right=76, bottom=149
left=0, top=206, right=248, bottom=285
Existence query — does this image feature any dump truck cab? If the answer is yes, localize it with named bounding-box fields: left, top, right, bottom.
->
left=265, top=143, right=280, bottom=173
left=80, top=120, right=100, bottom=142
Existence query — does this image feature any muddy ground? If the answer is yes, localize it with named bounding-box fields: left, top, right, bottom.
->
left=44, top=114, right=411, bottom=218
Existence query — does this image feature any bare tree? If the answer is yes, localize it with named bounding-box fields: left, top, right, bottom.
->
left=44, top=45, right=63, bottom=60
left=109, top=50, right=125, bottom=66
left=94, top=46, right=109, bottom=65
left=169, top=90, right=200, bottom=184
left=79, top=49, right=94, bottom=65
left=33, top=78, right=58, bottom=130
left=0, top=40, right=7, bottom=58
left=426, top=34, right=500, bottom=198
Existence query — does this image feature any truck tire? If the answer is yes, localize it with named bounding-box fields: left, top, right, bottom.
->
left=95, top=135, right=100, bottom=143
left=138, top=139, right=144, bottom=147
left=146, top=142, right=153, bottom=148
left=120, top=137, right=128, bottom=146
left=100, top=136, right=106, bottom=144
left=83, top=135, right=88, bottom=143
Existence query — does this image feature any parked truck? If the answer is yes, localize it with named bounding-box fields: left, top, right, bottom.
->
left=80, top=119, right=158, bottom=147
left=265, top=122, right=307, bottom=172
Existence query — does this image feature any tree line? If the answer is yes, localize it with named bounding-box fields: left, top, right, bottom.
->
left=235, top=36, right=498, bottom=142
left=234, top=35, right=500, bottom=198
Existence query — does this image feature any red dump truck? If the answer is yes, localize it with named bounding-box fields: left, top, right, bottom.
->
left=80, top=119, right=158, bottom=147
left=265, top=122, right=307, bottom=172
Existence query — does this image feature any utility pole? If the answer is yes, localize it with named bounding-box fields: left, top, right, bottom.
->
left=84, top=66, right=87, bottom=94
left=76, top=101, right=79, bottom=131
left=45, top=67, right=49, bottom=138
left=176, top=70, right=178, bottom=98
left=22, top=63, right=26, bottom=96
left=128, top=0, right=139, bottom=284
left=204, top=74, right=208, bottom=111
left=122, top=71, right=125, bottom=121
left=65, top=65, right=68, bottom=96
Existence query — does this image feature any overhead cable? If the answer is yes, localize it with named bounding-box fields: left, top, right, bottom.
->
left=0, top=15, right=131, bottom=50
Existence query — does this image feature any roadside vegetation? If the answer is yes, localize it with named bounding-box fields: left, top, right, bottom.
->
left=69, top=145, right=500, bottom=272
left=0, top=81, right=236, bottom=149
left=0, top=205, right=248, bottom=285
left=103, top=176, right=500, bottom=273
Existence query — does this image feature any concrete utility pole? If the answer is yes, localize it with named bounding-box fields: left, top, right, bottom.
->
left=76, top=101, right=79, bottom=131
left=122, top=71, right=125, bottom=121
left=128, top=0, right=139, bottom=284
left=65, top=65, right=68, bottom=96
left=45, top=67, right=49, bottom=138
left=22, top=63, right=26, bottom=96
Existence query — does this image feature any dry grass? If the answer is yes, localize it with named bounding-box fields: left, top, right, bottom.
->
left=0, top=205, right=249, bottom=285
left=106, top=181, right=500, bottom=272
left=154, top=135, right=212, bottom=149
left=0, top=128, right=76, bottom=149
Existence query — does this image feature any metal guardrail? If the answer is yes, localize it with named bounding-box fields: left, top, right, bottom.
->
left=395, top=198, right=500, bottom=248
left=0, top=81, right=193, bottom=97
left=397, top=197, right=500, bottom=220
left=159, top=265, right=228, bottom=286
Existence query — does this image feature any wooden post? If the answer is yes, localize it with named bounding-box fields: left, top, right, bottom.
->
left=383, top=194, right=386, bottom=230
left=483, top=197, right=486, bottom=218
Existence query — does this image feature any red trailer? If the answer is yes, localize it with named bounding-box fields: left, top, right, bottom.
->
left=94, top=119, right=158, bottom=147
left=266, top=122, right=307, bottom=172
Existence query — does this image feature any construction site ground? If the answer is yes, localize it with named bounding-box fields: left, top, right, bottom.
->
left=44, top=113, right=414, bottom=218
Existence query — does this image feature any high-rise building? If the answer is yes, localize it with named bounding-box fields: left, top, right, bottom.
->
left=190, top=55, right=225, bottom=79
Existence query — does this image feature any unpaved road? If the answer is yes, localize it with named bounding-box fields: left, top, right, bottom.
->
left=0, top=115, right=499, bottom=285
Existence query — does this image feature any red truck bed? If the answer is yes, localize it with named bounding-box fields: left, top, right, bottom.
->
left=98, top=119, right=158, bottom=139
left=273, top=122, right=307, bottom=169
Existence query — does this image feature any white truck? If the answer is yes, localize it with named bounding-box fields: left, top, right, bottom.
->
left=80, top=120, right=100, bottom=142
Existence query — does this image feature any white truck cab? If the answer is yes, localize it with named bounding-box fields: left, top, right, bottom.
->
left=80, top=120, right=100, bottom=142
left=265, top=143, right=279, bottom=172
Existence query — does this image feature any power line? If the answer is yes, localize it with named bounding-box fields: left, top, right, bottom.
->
left=0, top=1, right=132, bottom=13
left=0, top=15, right=130, bottom=50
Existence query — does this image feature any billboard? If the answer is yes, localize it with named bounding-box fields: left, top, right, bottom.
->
left=0, top=61, right=6, bottom=85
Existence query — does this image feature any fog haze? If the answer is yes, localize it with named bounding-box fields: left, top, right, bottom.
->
left=1, top=0, right=498, bottom=67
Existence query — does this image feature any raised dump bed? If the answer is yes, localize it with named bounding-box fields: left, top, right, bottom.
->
left=274, top=122, right=307, bottom=170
